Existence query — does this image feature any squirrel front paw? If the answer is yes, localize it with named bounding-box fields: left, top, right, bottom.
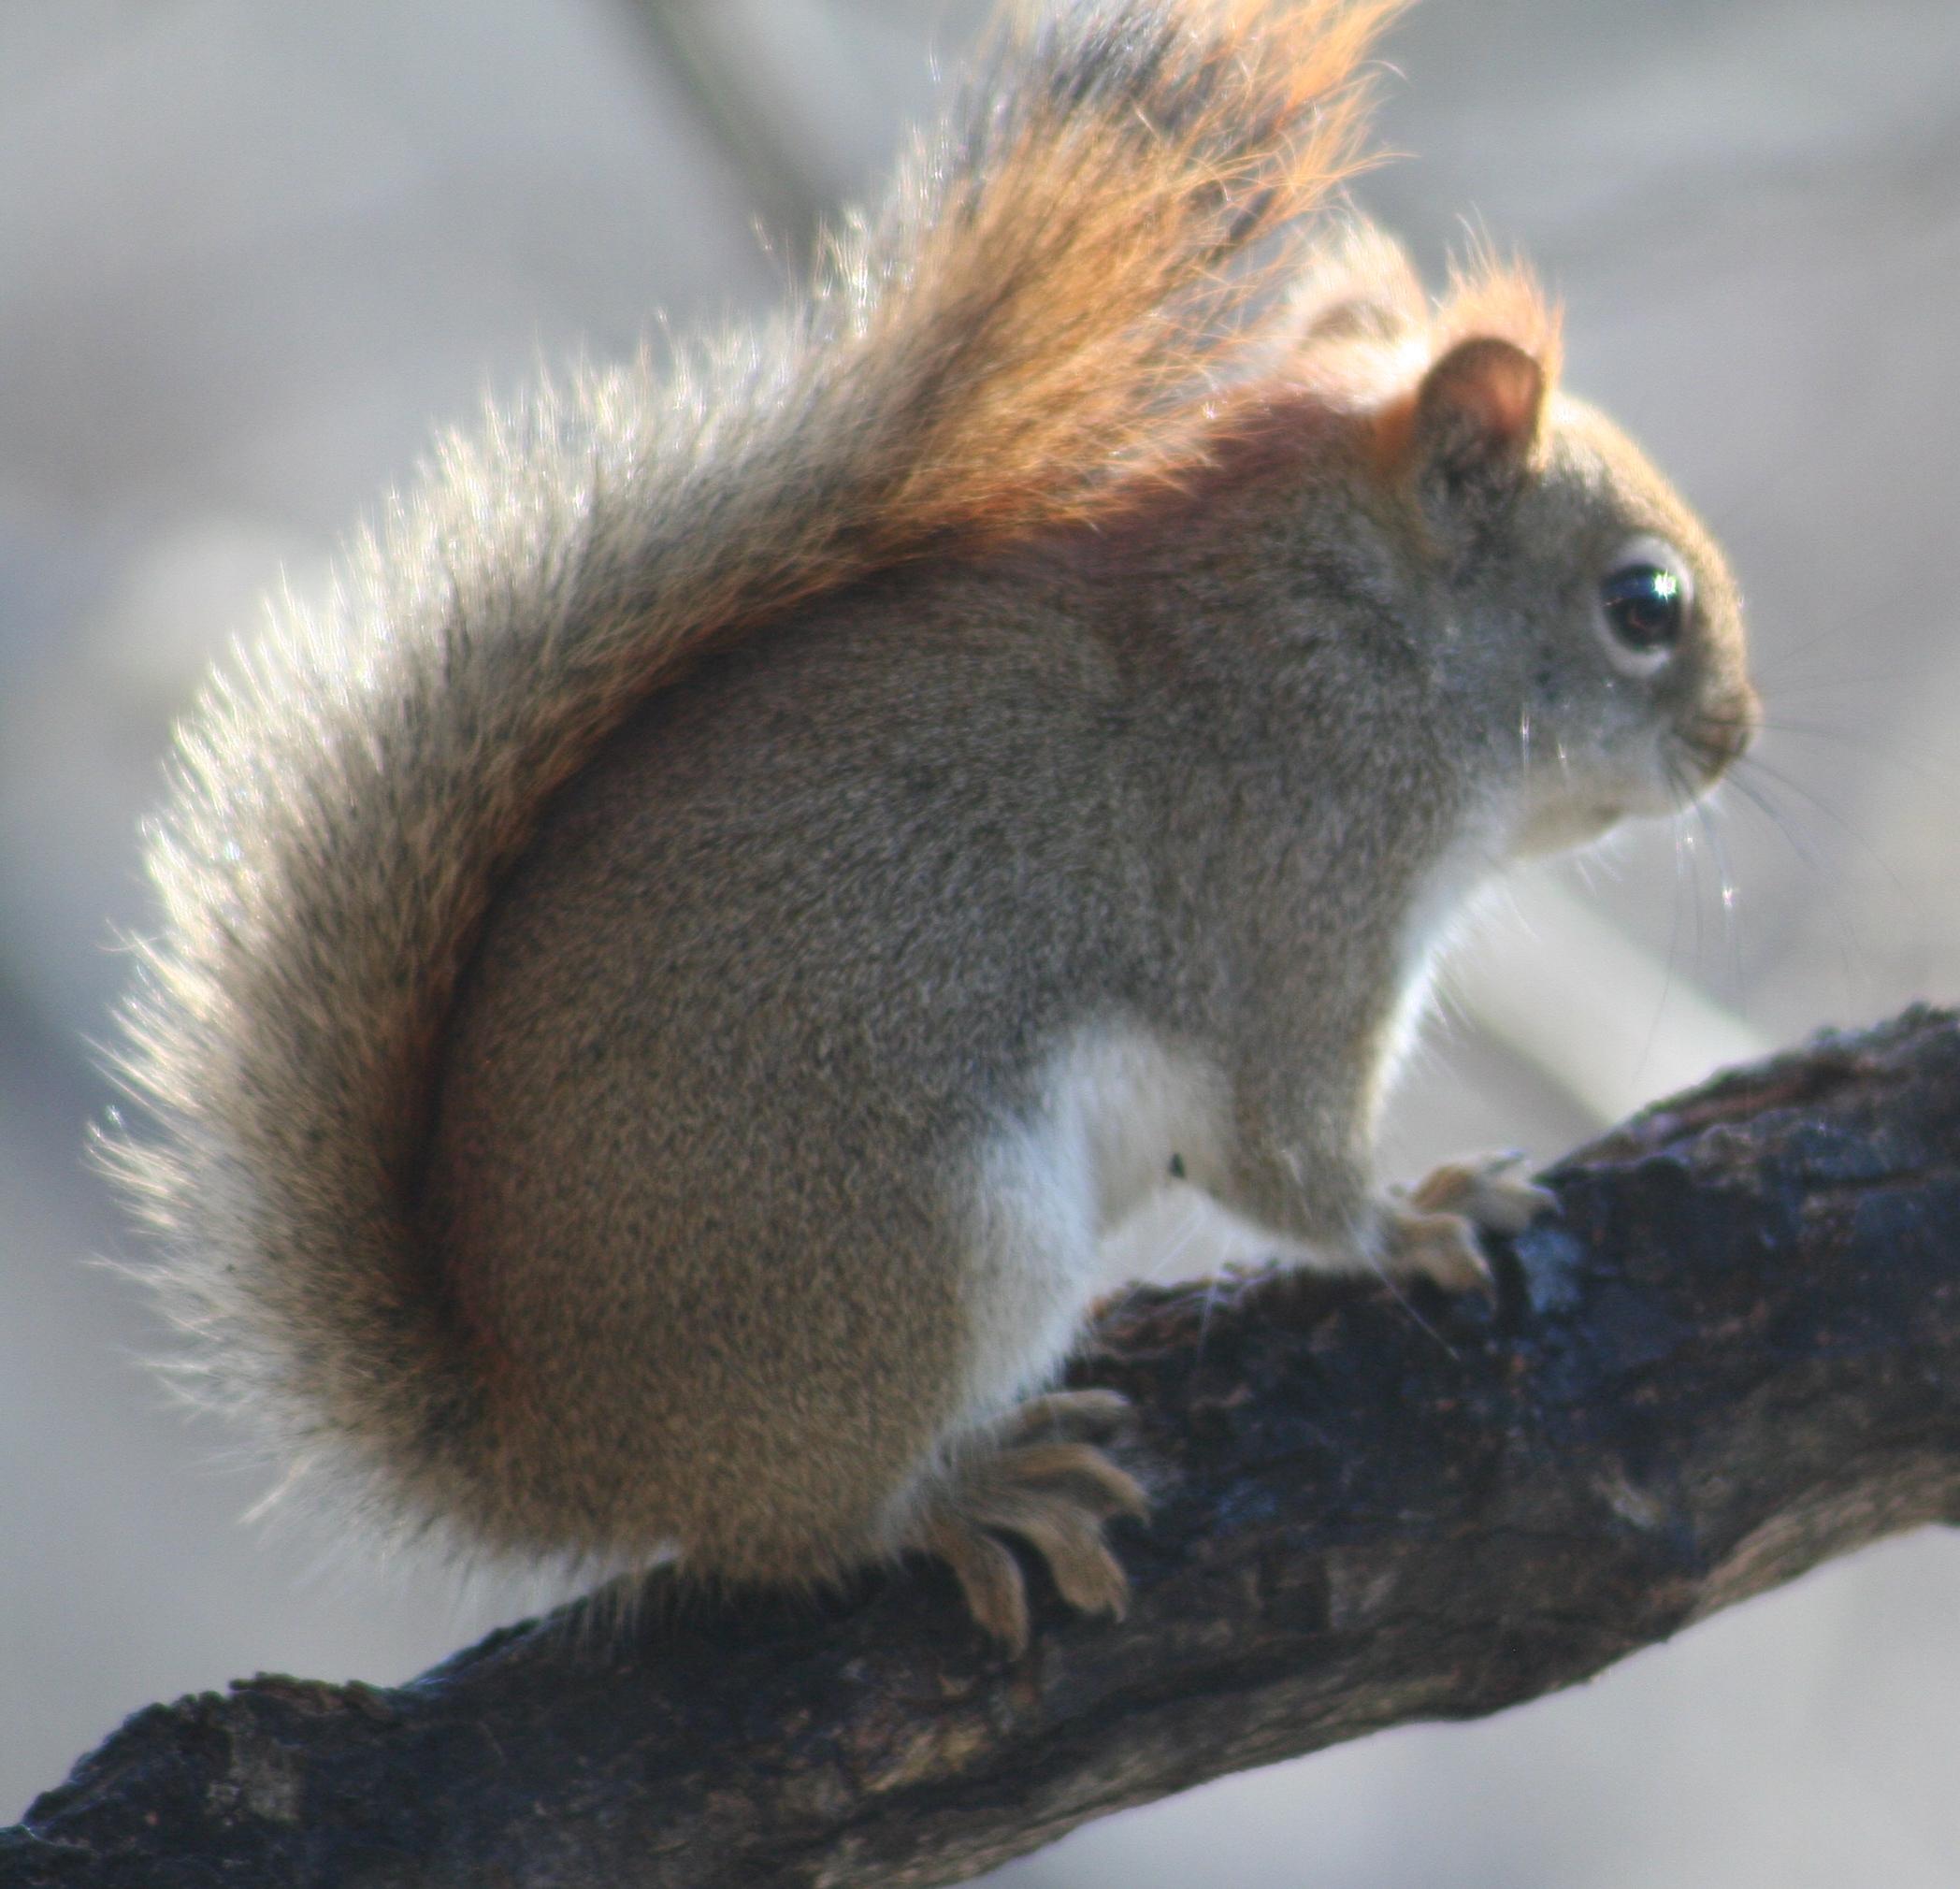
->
left=1379, top=1152, right=1556, bottom=1292
left=906, top=1389, right=1148, bottom=1652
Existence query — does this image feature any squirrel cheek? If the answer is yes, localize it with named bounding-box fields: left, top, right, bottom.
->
left=1509, top=771, right=1636, bottom=858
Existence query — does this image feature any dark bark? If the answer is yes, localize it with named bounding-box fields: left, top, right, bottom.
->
left=8, top=1006, right=1959, bottom=1889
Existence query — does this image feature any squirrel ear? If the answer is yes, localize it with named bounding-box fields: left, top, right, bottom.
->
left=1394, top=335, right=1548, bottom=501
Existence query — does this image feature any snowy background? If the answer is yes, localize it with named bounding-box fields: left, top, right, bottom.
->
left=2, top=1, right=1957, bottom=1881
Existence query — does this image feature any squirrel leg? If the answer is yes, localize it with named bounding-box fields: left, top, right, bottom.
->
left=1378, top=1153, right=1556, bottom=1291
left=905, top=1389, right=1148, bottom=1651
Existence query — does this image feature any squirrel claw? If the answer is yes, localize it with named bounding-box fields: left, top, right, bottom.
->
left=919, top=1512, right=1034, bottom=1651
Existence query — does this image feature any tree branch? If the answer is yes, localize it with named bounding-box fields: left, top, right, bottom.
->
left=8, top=1006, right=1959, bottom=1889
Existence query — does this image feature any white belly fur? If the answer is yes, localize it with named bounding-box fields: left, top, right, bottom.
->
left=952, top=1022, right=1232, bottom=1423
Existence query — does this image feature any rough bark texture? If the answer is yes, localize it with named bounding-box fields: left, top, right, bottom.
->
left=7, top=1007, right=1959, bottom=1889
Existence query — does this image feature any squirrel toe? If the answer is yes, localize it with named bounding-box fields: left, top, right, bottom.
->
left=907, top=1393, right=1149, bottom=1651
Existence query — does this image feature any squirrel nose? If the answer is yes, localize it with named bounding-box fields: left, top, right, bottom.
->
left=1688, top=682, right=1758, bottom=782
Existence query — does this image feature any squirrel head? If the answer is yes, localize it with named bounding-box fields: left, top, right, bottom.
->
left=1378, top=331, right=1756, bottom=860
left=1272, top=234, right=1760, bottom=864
left=1043, top=224, right=1754, bottom=874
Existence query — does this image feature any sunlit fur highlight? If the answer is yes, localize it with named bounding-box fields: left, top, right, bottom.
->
left=1277, top=224, right=1562, bottom=411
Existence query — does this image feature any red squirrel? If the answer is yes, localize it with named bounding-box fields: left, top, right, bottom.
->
left=107, top=0, right=1756, bottom=1649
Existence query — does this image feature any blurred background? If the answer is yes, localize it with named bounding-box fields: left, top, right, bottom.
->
left=2, top=0, right=1956, bottom=1879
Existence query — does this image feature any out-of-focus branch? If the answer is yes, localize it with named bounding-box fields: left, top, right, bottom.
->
left=6, top=1007, right=1959, bottom=1889
left=618, top=1, right=838, bottom=262
left=1450, top=872, right=1770, bottom=1124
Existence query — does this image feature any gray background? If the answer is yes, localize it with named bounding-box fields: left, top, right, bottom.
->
left=2, top=1, right=1957, bottom=1881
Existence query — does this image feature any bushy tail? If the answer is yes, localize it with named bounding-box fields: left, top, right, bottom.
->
left=105, top=0, right=1403, bottom=1547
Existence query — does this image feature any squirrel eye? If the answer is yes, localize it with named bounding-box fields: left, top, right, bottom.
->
left=1596, top=538, right=1693, bottom=673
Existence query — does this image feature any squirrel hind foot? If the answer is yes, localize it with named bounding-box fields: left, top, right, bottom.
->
left=909, top=1390, right=1149, bottom=1652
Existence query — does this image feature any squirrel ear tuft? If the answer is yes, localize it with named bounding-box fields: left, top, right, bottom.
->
left=1393, top=335, right=1548, bottom=500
